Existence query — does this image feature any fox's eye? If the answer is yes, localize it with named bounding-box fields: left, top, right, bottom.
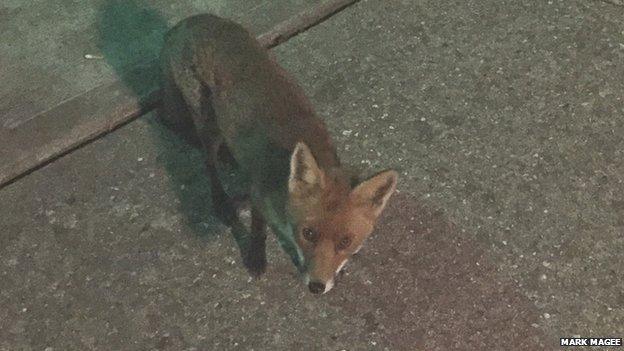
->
left=302, top=227, right=318, bottom=242
left=337, top=237, right=351, bottom=251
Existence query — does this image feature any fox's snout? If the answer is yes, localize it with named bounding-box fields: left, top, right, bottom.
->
left=304, top=258, right=347, bottom=294
left=305, top=276, right=335, bottom=294
left=308, top=281, right=326, bottom=294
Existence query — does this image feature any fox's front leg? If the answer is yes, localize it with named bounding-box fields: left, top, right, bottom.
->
left=243, top=206, right=267, bottom=276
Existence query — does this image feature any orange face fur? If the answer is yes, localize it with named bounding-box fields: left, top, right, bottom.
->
left=288, top=143, right=398, bottom=294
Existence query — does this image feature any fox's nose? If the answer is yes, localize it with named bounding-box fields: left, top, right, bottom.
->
left=308, top=281, right=325, bottom=294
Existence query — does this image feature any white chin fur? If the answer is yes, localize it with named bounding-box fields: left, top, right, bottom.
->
left=322, top=260, right=348, bottom=294
left=335, top=259, right=348, bottom=274
left=323, top=279, right=334, bottom=294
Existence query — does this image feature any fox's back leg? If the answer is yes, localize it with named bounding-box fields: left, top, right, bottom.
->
left=160, top=67, right=241, bottom=168
left=158, top=58, right=202, bottom=147
left=163, top=58, right=241, bottom=225
left=163, top=58, right=267, bottom=277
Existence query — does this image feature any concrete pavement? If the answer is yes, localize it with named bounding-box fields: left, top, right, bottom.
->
left=2, top=0, right=623, bottom=349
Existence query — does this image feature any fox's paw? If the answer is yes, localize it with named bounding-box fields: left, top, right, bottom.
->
left=213, top=193, right=250, bottom=226
left=243, top=250, right=267, bottom=277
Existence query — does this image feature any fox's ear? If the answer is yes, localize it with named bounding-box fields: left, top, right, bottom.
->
left=351, top=170, right=398, bottom=218
left=289, top=142, right=324, bottom=195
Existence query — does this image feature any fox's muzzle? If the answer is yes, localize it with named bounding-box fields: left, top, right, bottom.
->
left=308, top=281, right=325, bottom=294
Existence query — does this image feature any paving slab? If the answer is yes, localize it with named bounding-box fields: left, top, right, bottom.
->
left=0, top=0, right=356, bottom=188
left=0, top=0, right=331, bottom=185
left=0, top=0, right=326, bottom=128
left=0, top=114, right=546, bottom=350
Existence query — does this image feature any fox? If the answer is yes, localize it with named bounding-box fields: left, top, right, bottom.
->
left=159, top=14, right=398, bottom=294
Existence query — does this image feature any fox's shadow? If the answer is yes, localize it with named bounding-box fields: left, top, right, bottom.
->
left=96, top=1, right=250, bottom=252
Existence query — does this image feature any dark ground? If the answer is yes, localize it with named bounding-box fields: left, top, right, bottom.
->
left=1, top=0, right=623, bottom=350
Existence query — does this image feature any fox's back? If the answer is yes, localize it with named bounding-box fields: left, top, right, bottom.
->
left=161, top=15, right=340, bottom=182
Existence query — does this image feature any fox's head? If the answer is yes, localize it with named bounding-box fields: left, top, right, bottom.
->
left=287, top=142, right=398, bottom=294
